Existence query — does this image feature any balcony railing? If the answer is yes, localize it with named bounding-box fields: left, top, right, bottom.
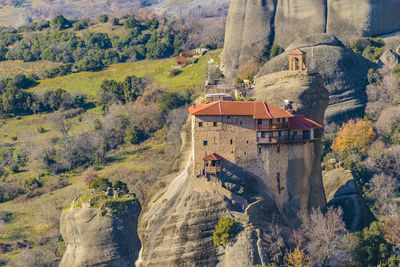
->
left=257, top=135, right=318, bottom=144
left=256, top=122, right=289, bottom=130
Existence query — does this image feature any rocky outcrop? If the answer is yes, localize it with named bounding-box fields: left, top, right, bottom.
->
left=323, top=168, right=375, bottom=231
left=59, top=200, right=141, bottom=267
left=220, top=0, right=275, bottom=79
left=257, top=34, right=373, bottom=122
left=326, top=0, right=400, bottom=40
left=251, top=71, right=328, bottom=222
left=274, top=0, right=327, bottom=48
left=221, top=0, right=400, bottom=78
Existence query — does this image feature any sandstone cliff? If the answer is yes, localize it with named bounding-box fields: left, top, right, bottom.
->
left=221, top=0, right=400, bottom=78
left=323, top=168, right=375, bottom=232
left=257, top=34, right=373, bottom=122
left=59, top=199, right=141, bottom=267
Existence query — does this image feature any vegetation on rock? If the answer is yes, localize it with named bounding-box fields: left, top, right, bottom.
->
left=212, top=217, right=239, bottom=247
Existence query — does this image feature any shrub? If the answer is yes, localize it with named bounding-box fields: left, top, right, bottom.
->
left=270, top=44, right=284, bottom=59
left=169, top=69, right=182, bottom=77
left=213, top=217, right=239, bottom=247
left=160, top=92, right=188, bottom=113
left=98, top=14, right=109, bottom=23
left=112, top=180, right=128, bottom=193
left=51, top=15, right=71, bottom=30
left=125, top=126, right=148, bottom=145
left=90, top=177, right=112, bottom=191
left=348, top=221, right=394, bottom=267
left=124, top=16, right=137, bottom=29
left=111, top=17, right=119, bottom=26
left=24, top=177, right=42, bottom=190
left=9, top=163, right=19, bottom=173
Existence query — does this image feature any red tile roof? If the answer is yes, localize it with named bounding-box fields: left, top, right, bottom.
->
left=188, top=101, right=294, bottom=119
left=203, top=153, right=224, bottom=161
left=289, top=115, right=323, bottom=130
left=288, top=48, right=306, bottom=55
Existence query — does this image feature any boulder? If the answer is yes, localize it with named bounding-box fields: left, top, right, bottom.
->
left=380, top=50, right=399, bottom=69
left=59, top=201, right=141, bottom=267
left=257, top=34, right=373, bottom=122
left=323, top=168, right=375, bottom=232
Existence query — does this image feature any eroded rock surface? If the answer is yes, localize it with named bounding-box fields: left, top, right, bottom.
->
left=221, top=0, right=400, bottom=78
left=59, top=201, right=141, bottom=267
left=257, top=34, right=373, bottom=122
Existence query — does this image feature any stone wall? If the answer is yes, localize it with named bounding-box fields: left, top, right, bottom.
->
left=192, top=114, right=320, bottom=218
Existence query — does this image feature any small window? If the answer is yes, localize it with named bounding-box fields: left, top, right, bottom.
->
left=261, top=132, right=266, bottom=138
left=278, top=131, right=281, bottom=137
left=240, top=121, right=242, bottom=125
left=246, top=140, right=249, bottom=144
left=227, top=116, right=230, bottom=119
left=213, top=122, right=217, bottom=127
left=244, top=151, right=246, bottom=155
left=277, top=146, right=280, bottom=153
left=230, top=139, right=233, bottom=145
left=214, top=137, right=216, bottom=143
left=277, top=118, right=281, bottom=123
left=199, top=122, right=203, bottom=127
left=203, top=140, right=207, bottom=146
left=277, top=173, right=281, bottom=194
left=282, top=118, right=286, bottom=123
left=258, top=119, right=262, bottom=124
left=258, top=147, right=261, bottom=154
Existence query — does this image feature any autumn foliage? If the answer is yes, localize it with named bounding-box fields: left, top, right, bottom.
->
left=331, top=119, right=375, bottom=156
left=284, top=246, right=312, bottom=267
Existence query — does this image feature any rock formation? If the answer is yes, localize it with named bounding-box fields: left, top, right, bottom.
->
left=59, top=200, right=141, bottom=267
left=221, top=0, right=400, bottom=78
left=323, top=168, right=375, bottom=232
left=257, top=34, right=373, bottom=122
left=221, top=0, right=275, bottom=78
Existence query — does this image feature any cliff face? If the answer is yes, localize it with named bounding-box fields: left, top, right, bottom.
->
left=59, top=201, right=141, bottom=267
left=221, top=0, right=400, bottom=78
left=251, top=71, right=328, bottom=219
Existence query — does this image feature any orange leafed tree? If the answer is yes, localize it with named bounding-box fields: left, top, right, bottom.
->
left=284, top=246, right=312, bottom=267
left=331, top=119, right=375, bottom=156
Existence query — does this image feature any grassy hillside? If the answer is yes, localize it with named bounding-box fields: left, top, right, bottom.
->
left=0, top=49, right=221, bottom=265
left=29, top=49, right=220, bottom=99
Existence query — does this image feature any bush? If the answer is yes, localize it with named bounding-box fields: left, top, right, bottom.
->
left=269, top=44, right=284, bottom=59
left=76, top=57, right=104, bottom=72
left=24, top=177, right=42, bottom=190
left=98, top=14, right=109, bottom=23
left=111, top=17, right=120, bottom=26
left=125, top=126, right=148, bottom=144
left=90, top=177, right=112, bottom=191
left=348, top=221, right=394, bottom=267
left=51, top=15, right=71, bottom=30
left=124, top=16, right=137, bottom=29
left=113, top=180, right=128, bottom=193
left=169, top=69, right=182, bottom=77
left=160, top=92, right=188, bottom=113
left=213, top=217, right=239, bottom=247
left=9, top=163, right=19, bottom=173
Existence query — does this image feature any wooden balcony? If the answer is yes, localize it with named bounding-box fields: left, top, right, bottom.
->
left=256, top=122, right=289, bottom=131
left=205, top=166, right=220, bottom=174
left=257, top=135, right=318, bottom=144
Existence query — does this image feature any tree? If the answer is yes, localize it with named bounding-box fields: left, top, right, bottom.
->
left=51, top=15, right=71, bottom=30
left=332, top=119, right=375, bottom=156
left=348, top=221, right=394, bottom=267
left=213, top=217, right=239, bottom=247
left=160, top=92, right=187, bottom=113
left=383, top=216, right=400, bottom=252
left=124, top=16, right=137, bottom=29
left=98, top=14, right=109, bottom=23
left=366, top=173, right=399, bottom=216
left=48, top=111, right=72, bottom=137
left=284, top=246, right=312, bottom=267
left=301, top=207, right=348, bottom=266
left=125, top=126, right=147, bottom=144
